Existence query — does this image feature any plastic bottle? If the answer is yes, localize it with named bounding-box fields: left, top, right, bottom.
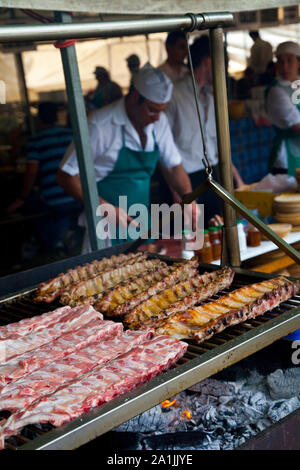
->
left=216, top=225, right=223, bottom=242
left=196, top=230, right=213, bottom=263
left=209, top=227, right=222, bottom=261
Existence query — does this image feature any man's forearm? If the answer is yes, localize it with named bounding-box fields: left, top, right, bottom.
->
left=56, top=169, right=84, bottom=203
left=164, top=164, right=193, bottom=198
left=20, top=161, right=39, bottom=199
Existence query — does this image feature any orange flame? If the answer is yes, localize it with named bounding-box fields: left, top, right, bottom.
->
left=161, top=399, right=178, bottom=409
left=181, top=410, right=192, bottom=419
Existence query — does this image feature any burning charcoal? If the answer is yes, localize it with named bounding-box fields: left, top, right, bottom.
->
left=237, top=437, right=246, bottom=447
left=224, top=418, right=238, bottom=429
left=114, top=357, right=300, bottom=451
left=256, top=418, right=271, bottom=432
left=250, top=392, right=266, bottom=406
left=267, top=397, right=300, bottom=423
left=188, top=378, right=234, bottom=397
left=204, top=441, right=221, bottom=450
left=267, top=368, right=300, bottom=400
left=204, top=406, right=218, bottom=423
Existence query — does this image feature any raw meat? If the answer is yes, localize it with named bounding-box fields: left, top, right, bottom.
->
left=0, top=319, right=122, bottom=388
left=0, top=306, right=71, bottom=340
left=0, top=335, right=187, bottom=446
left=0, top=329, right=152, bottom=413
left=0, top=305, right=103, bottom=363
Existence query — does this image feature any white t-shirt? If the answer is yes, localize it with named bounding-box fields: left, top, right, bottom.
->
left=61, top=97, right=182, bottom=179
left=266, top=77, right=300, bottom=169
left=165, top=74, right=218, bottom=174
left=249, top=38, right=273, bottom=75
left=158, top=61, right=188, bottom=83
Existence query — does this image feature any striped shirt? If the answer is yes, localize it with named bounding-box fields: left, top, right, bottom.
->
left=26, top=126, right=75, bottom=206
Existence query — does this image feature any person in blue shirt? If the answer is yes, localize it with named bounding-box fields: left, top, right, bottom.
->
left=6, top=102, right=81, bottom=253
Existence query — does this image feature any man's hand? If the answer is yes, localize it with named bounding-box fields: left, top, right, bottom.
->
left=98, top=199, right=140, bottom=229
left=5, top=198, right=24, bottom=214
left=115, top=205, right=140, bottom=229
left=183, top=200, right=201, bottom=232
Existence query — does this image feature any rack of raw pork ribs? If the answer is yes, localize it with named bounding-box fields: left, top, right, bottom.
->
left=0, top=251, right=299, bottom=448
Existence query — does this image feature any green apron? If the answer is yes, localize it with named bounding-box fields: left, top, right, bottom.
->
left=92, top=90, right=104, bottom=109
left=266, top=79, right=300, bottom=176
left=97, top=126, right=159, bottom=245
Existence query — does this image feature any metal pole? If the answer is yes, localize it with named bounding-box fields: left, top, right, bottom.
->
left=0, top=13, right=234, bottom=43
left=10, top=7, right=35, bottom=135
left=55, top=11, right=105, bottom=251
left=209, top=27, right=241, bottom=267
left=14, top=52, right=35, bottom=135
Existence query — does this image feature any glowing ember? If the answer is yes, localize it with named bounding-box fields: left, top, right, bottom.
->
left=161, top=399, right=178, bottom=409
left=181, top=410, right=192, bottom=419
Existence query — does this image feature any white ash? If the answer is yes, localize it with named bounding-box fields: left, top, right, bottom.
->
left=114, top=366, right=300, bottom=450
left=267, top=368, right=300, bottom=400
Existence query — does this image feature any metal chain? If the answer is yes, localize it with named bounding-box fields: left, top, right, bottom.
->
left=185, top=31, right=213, bottom=176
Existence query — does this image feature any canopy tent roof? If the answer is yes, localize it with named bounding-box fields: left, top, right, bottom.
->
left=0, top=0, right=298, bottom=14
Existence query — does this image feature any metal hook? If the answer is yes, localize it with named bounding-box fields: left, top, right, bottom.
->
left=185, top=32, right=213, bottom=176
left=202, top=158, right=213, bottom=178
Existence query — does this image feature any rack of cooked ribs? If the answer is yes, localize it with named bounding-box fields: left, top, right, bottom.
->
left=34, top=252, right=147, bottom=303
left=33, top=252, right=300, bottom=345
left=153, top=276, right=300, bottom=342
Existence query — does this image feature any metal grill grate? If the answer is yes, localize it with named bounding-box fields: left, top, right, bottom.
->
left=1, top=272, right=300, bottom=450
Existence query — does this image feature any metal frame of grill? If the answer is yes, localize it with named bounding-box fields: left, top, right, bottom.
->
left=1, top=249, right=300, bottom=450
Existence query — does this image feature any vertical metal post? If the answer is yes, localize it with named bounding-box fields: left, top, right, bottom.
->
left=14, top=52, right=35, bottom=135
left=55, top=11, right=105, bottom=251
left=10, top=8, right=35, bottom=135
left=209, top=27, right=240, bottom=267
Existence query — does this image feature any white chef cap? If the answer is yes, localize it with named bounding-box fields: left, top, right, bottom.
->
left=276, top=41, right=300, bottom=58
left=132, top=62, right=173, bottom=104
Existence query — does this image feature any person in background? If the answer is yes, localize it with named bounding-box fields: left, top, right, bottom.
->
left=92, top=66, right=123, bottom=109
left=57, top=63, right=199, bottom=252
left=165, top=35, right=244, bottom=224
left=248, top=30, right=273, bottom=78
left=265, top=41, right=300, bottom=176
left=126, top=54, right=140, bottom=89
left=158, top=31, right=188, bottom=83
left=236, top=67, right=255, bottom=100
left=5, top=102, right=81, bottom=253
left=258, top=61, right=276, bottom=86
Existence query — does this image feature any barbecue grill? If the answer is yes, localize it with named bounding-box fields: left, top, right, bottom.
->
left=1, top=245, right=300, bottom=450
left=1, top=9, right=300, bottom=451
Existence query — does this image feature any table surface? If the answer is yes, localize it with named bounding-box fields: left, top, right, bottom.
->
left=140, top=231, right=300, bottom=265
left=212, top=231, right=300, bottom=265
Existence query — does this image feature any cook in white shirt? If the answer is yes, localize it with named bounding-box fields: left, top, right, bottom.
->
left=57, top=63, right=198, bottom=252
left=265, top=41, right=300, bottom=174
left=165, top=35, right=244, bottom=223
left=249, top=31, right=273, bottom=77
left=158, top=30, right=188, bottom=83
